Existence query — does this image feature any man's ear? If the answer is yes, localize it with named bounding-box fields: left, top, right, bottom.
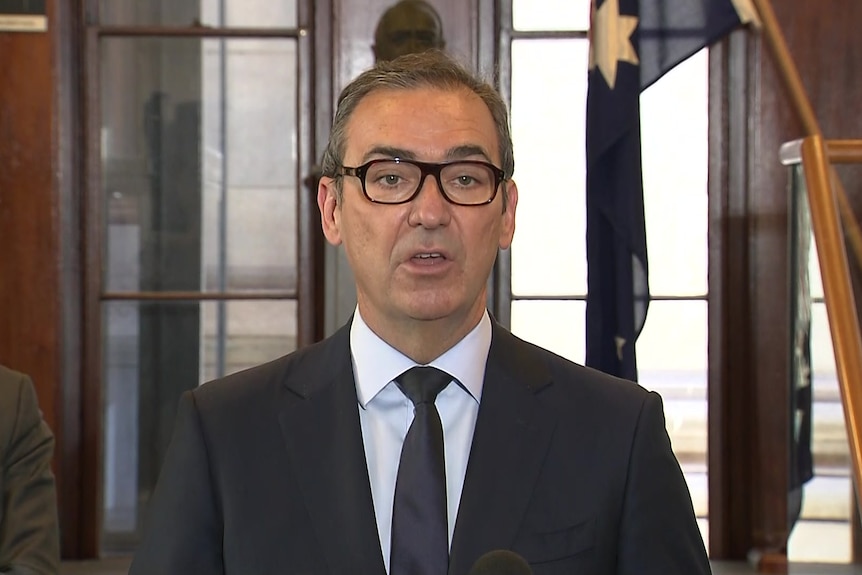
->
left=498, top=179, right=518, bottom=250
left=318, top=177, right=343, bottom=246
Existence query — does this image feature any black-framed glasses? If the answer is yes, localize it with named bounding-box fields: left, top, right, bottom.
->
left=338, top=158, right=505, bottom=206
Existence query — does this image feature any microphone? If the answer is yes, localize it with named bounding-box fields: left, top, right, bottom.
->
left=467, top=549, right=534, bottom=575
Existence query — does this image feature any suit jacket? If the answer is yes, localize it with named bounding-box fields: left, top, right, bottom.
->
left=0, top=365, right=60, bottom=575
left=130, top=321, right=710, bottom=575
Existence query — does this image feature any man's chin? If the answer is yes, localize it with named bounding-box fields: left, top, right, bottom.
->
left=399, top=296, right=483, bottom=326
left=400, top=298, right=457, bottom=323
left=404, top=307, right=452, bottom=323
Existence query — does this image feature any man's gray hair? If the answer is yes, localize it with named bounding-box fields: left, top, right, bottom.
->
left=320, top=50, right=515, bottom=190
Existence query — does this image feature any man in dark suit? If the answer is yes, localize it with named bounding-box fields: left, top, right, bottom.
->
left=130, top=50, right=710, bottom=575
left=0, top=365, right=60, bottom=575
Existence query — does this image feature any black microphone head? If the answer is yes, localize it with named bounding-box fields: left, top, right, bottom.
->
left=467, top=549, right=533, bottom=575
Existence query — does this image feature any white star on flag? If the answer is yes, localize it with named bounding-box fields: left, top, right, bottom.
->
left=588, top=0, right=639, bottom=90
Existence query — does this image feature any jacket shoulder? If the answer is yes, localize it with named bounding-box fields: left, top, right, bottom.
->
left=492, top=326, right=653, bottom=411
left=190, top=325, right=350, bottom=409
left=0, top=366, right=50, bottom=451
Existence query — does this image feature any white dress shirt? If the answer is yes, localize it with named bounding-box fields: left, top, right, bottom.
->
left=350, top=308, right=491, bottom=573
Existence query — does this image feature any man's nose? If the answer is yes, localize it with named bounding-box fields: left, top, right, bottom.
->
left=409, top=173, right=450, bottom=225
left=417, top=173, right=448, bottom=201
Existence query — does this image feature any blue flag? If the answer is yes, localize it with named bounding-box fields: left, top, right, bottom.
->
left=585, top=0, right=758, bottom=380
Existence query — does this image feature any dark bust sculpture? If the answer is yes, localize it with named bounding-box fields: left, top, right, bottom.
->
left=372, top=0, right=446, bottom=63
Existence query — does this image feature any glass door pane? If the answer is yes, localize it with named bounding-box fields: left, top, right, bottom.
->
left=98, top=34, right=300, bottom=550
left=100, top=0, right=298, bottom=28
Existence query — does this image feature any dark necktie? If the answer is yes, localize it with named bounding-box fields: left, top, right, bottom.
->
left=390, top=366, right=452, bottom=575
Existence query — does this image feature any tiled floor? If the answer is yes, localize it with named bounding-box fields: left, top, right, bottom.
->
left=58, top=557, right=862, bottom=575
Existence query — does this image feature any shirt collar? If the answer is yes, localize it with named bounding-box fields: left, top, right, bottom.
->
left=350, top=308, right=492, bottom=408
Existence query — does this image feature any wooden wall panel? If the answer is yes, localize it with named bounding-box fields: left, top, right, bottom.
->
left=0, top=0, right=85, bottom=558
left=709, top=30, right=763, bottom=560
left=0, top=8, right=59, bottom=435
left=709, top=0, right=862, bottom=561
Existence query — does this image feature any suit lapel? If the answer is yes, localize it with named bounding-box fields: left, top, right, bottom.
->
left=277, top=324, right=386, bottom=575
left=448, top=325, right=557, bottom=575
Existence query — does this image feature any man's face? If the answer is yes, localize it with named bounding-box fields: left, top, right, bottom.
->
left=318, top=87, right=517, bottom=337
left=374, top=3, right=445, bottom=62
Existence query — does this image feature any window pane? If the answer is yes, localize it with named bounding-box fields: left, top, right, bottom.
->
left=787, top=158, right=856, bottom=562
left=101, top=299, right=297, bottom=549
left=101, top=38, right=298, bottom=294
left=200, top=299, right=297, bottom=380
left=636, top=301, right=707, bottom=464
left=511, top=299, right=586, bottom=363
left=788, top=304, right=852, bottom=563
left=510, top=39, right=589, bottom=296
left=219, top=0, right=297, bottom=28
left=99, top=0, right=297, bottom=28
left=637, top=300, right=707, bottom=375
left=636, top=300, right=708, bottom=547
left=636, top=301, right=707, bottom=445
left=513, top=0, right=590, bottom=31
left=208, top=39, right=298, bottom=291
left=640, top=50, right=708, bottom=296
left=807, top=163, right=862, bottom=302
left=809, top=243, right=825, bottom=300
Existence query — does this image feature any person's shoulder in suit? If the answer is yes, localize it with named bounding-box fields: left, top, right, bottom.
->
left=130, top=326, right=357, bottom=575
left=491, top=325, right=711, bottom=575
left=195, top=324, right=349, bottom=399
left=187, top=323, right=351, bottom=419
left=0, top=364, right=61, bottom=575
left=492, top=323, right=654, bottom=412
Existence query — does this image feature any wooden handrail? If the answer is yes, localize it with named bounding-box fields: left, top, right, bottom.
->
left=828, top=140, right=862, bottom=164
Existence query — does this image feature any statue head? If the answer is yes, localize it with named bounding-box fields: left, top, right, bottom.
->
left=372, top=0, right=446, bottom=63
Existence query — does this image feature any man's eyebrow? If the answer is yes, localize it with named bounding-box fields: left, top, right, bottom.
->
left=445, top=145, right=492, bottom=162
left=359, top=144, right=492, bottom=163
left=362, top=146, right=416, bottom=162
